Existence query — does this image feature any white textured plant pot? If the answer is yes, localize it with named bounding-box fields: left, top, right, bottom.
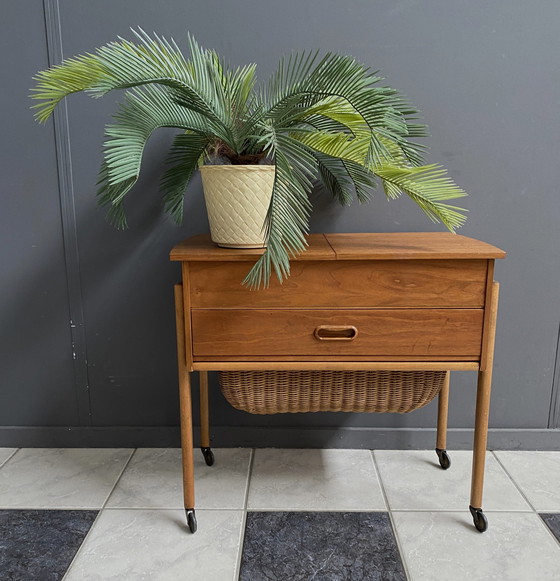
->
left=199, top=164, right=275, bottom=248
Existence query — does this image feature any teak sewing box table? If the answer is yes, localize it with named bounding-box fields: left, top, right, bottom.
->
left=170, top=232, right=506, bottom=534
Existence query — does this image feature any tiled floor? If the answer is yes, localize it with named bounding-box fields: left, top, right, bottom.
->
left=0, top=448, right=559, bottom=580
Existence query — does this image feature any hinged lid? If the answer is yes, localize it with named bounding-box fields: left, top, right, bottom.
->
left=170, top=232, right=506, bottom=261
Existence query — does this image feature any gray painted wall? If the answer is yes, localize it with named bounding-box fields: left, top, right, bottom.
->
left=1, top=0, right=559, bottom=447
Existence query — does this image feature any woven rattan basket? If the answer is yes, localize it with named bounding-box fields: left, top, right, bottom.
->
left=219, top=370, right=446, bottom=415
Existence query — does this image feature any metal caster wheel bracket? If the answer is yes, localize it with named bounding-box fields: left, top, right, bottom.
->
left=469, top=505, right=488, bottom=533
left=201, top=447, right=215, bottom=466
left=186, top=509, right=197, bottom=534
left=435, top=448, right=451, bottom=470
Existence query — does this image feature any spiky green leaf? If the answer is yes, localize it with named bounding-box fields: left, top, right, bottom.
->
left=375, top=164, right=468, bottom=230
left=160, top=132, right=208, bottom=222
left=32, top=31, right=468, bottom=286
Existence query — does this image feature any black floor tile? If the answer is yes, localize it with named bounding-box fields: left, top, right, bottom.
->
left=0, top=509, right=98, bottom=581
left=540, top=513, right=560, bottom=543
left=240, top=511, right=406, bottom=581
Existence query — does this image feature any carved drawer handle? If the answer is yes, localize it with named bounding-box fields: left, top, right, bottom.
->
left=314, top=325, right=358, bottom=341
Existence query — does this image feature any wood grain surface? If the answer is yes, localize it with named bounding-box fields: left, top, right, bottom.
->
left=188, top=259, right=488, bottom=308
left=170, top=233, right=333, bottom=261
left=325, top=232, right=506, bottom=260
left=170, top=232, right=506, bottom=262
left=191, top=308, right=484, bottom=358
left=192, top=361, right=480, bottom=371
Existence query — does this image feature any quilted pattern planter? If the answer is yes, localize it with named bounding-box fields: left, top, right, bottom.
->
left=199, top=165, right=275, bottom=248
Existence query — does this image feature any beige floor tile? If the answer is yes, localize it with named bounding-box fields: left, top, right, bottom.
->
left=0, top=448, right=132, bottom=509
left=494, top=451, right=560, bottom=511
left=106, top=448, right=251, bottom=509
left=0, top=448, right=17, bottom=467
left=64, top=509, right=243, bottom=581
left=393, top=511, right=560, bottom=581
left=375, top=450, right=531, bottom=511
left=248, top=448, right=385, bottom=510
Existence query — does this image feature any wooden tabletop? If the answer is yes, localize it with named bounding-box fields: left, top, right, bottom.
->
left=169, top=233, right=506, bottom=261
left=325, top=233, right=506, bottom=260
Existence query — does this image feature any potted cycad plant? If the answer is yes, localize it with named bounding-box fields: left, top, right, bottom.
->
left=32, top=29, right=467, bottom=288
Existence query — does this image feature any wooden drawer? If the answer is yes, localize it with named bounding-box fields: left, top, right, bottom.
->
left=191, top=309, right=484, bottom=358
left=188, top=260, right=488, bottom=309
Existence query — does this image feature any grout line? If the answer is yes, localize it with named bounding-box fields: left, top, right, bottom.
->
left=243, top=448, right=255, bottom=512
left=491, top=451, right=560, bottom=548
left=371, top=450, right=412, bottom=581
left=536, top=514, right=560, bottom=550
left=61, top=448, right=136, bottom=581
left=229, top=507, right=390, bottom=513
left=491, top=451, right=538, bottom=513
left=389, top=508, right=534, bottom=513
left=0, top=448, right=136, bottom=512
left=234, top=448, right=255, bottom=581
left=99, top=448, right=137, bottom=511
left=0, top=448, right=20, bottom=470
left=370, top=450, right=392, bottom=513
left=60, top=508, right=103, bottom=581
left=100, top=506, right=246, bottom=511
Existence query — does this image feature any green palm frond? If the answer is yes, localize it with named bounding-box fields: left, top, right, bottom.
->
left=32, top=30, right=469, bottom=287
left=341, top=159, right=378, bottom=203
left=315, top=152, right=355, bottom=206
left=382, top=178, right=403, bottom=201
left=290, top=129, right=370, bottom=165
left=96, top=161, right=134, bottom=229
left=261, top=52, right=423, bottom=167
left=98, top=85, right=211, bottom=225
left=243, top=134, right=316, bottom=289
left=225, top=63, right=258, bottom=140
left=294, top=96, right=369, bottom=137
left=375, top=164, right=468, bottom=230
left=160, top=132, right=208, bottom=222
left=31, top=54, right=104, bottom=122
left=31, top=29, right=235, bottom=144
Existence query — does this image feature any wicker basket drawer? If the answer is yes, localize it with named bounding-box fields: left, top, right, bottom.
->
left=219, top=369, right=447, bottom=414
left=191, top=308, right=484, bottom=358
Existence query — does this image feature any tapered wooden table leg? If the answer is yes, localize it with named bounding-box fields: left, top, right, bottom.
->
left=435, top=372, right=451, bottom=469
left=174, top=284, right=197, bottom=533
left=199, top=371, right=214, bottom=466
left=470, top=368, right=491, bottom=533
left=469, top=282, right=499, bottom=533
left=179, top=369, right=196, bottom=533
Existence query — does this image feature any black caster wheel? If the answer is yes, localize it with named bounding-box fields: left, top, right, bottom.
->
left=435, top=448, right=451, bottom=470
left=469, top=506, right=488, bottom=533
left=186, top=509, right=197, bottom=534
left=201, top=447, right=215, bottom=466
